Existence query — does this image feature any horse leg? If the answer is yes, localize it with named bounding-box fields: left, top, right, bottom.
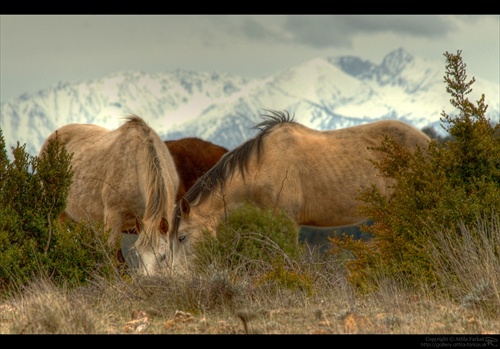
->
left=116, top=218, right=141, bottom=271
left=102, top=208, right=129, bottom=268
left=103, top=210, right=123, bottom=247
left=104, top=209, right=163, bottom=275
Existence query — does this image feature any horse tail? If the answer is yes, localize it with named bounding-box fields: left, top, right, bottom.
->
left=125, top=115, right=171, bottom=253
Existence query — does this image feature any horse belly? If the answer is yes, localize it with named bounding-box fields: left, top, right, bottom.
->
left=296, top=167, right=385, bottom=227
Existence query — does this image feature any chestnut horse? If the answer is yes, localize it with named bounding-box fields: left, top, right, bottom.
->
left=170, top=110, right=431, bottom=270
left=38, top=115, right=179, bottom=275
left=164, top=138, right=228, bottom=202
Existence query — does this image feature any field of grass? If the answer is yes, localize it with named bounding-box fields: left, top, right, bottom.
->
left=1, top=219, right=498, bottom=336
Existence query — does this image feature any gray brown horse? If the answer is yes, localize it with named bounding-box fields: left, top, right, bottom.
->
left=169, top=110, right=431, bottom=270
left=38, top=115, right=179, bottom=275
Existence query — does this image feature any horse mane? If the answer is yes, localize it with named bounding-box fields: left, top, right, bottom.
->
left=175, top=110, right=295, bottom=218
left=124, top=115, right=170, bottom=251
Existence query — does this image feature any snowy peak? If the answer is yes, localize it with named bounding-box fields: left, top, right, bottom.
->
left=326, top=47, right=414, bottom=81
left=329, top=55, right=377, bottom=79
left=1, top=48, right=499, bottom=158
left=380, top=47, right=415, bottom=76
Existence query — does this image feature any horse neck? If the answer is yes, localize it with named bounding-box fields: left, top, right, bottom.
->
left=191, top=192, right=231, bottom=233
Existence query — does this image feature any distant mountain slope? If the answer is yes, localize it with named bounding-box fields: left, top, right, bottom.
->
left=2, top=48, right=498, bottom=156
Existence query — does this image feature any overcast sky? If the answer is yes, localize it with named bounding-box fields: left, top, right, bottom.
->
left=1, top=15, right=499, bottom=102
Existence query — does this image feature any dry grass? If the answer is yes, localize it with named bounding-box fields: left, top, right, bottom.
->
left=1, top=274, right=497, bottom=335
left=1, top=218, right=499, bottom=336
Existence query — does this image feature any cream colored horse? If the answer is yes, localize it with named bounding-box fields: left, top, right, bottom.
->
left=39, top=115, right=179, bottom=275
left=170, top=110, right=431, bottom=270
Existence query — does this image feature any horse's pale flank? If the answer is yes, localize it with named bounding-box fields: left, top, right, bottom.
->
left=170, top=110, right=431, bottom=269
left=38, top=115, right=179, bottom=275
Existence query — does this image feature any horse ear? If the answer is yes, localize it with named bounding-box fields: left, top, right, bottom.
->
left=180, top=197, right=190, bottom=216
left=160, top=217, right=169, bottom=235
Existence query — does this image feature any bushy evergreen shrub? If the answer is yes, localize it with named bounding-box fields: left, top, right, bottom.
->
left=191, top=203, right=315, bottom=295
left=191, top=202, right=304, bottom=273
left=0, top=131, right=115, bottom=295
left=331, top=50, right=500, bottom=291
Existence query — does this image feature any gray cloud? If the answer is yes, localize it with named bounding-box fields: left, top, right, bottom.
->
left=240, top=17, right=273, bottom=40
left=282, top=15, right=455, bottom=48
left=186, top=15, right=457, bottom=50
left=0, top=15, right=497, bottom=103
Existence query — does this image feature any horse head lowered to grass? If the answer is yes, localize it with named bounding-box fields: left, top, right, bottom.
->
left=117, top=137, right=228, bottom=267
left=169, top=110, right=431, bottom=270
left=38, top=115, right=179, bottom=275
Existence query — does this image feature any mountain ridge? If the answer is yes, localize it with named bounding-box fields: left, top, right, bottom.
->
left=2, top=48, right=498, bottom=156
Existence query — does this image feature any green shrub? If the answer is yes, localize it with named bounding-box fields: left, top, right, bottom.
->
left=0, top=131, right=115, bottom=295
left=190, top=203, right=316, bottom=297
left=256, top=260, right=314, bottom=297
left=192, top=202, right=304, bottom=274
left=46, top=219, right=116, bottom=288
left=333, top=50, right=500, bottom=291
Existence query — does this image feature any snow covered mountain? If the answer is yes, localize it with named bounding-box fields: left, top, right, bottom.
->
left=1, top=48, right=499, bottom=157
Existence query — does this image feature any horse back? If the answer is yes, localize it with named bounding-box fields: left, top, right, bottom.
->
left=328, top=119, right=431, bottom=149
left=39, top=123, right=108, bottom=157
